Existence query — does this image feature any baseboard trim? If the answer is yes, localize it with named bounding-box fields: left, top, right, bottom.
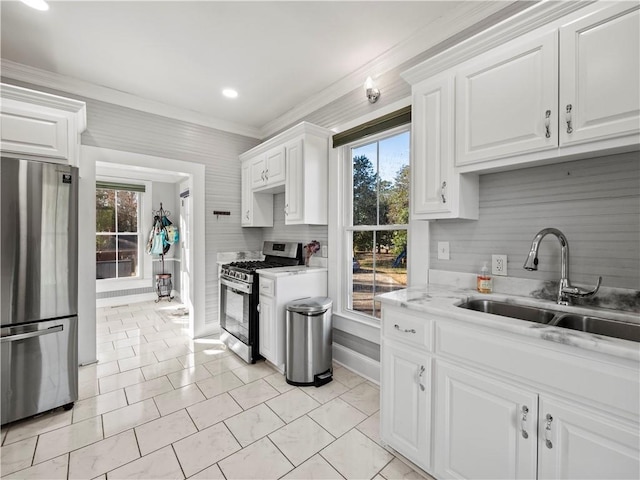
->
left=332, top=343, right=380, bottom=384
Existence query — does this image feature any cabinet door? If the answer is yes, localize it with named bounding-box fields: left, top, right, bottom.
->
left=264, top=146, right=286, bottom=186
left=258, top=295, right=275, bottom=364
left=241, top=162, right=253, bottom=226
left=538, top=397, right=640, bottom=480
left=434, top=361, right=538, bottom=479
left=381, top=341, right=431, bottom=471
left=559, top=3, right=640, bottom=146
left=250, top=155, right=266, bottom=190
left=456, top=31, right=558, bottom=166
left=412, top=75, right=454, bottom=218
left=284, top=138, right=303, bottom=223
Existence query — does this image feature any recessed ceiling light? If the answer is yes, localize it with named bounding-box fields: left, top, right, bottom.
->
left=20, top=0, right=49, bottom=11
left=222, top=89, right=238, bottom=99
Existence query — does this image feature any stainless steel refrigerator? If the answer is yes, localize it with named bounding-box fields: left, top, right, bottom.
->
left=1, top=157, right=79, bottom=425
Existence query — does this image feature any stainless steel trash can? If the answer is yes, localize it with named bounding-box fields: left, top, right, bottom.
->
left=286, top=297, right=333, bottom=387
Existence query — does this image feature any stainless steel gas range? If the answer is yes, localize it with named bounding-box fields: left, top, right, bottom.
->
left=219, top=241, right=303, bottom=363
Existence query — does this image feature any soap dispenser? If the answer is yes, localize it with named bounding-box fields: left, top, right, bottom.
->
left=477, top=262, right=493, bottom=294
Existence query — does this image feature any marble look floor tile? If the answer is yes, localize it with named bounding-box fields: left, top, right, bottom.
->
left=96, top=360, right=121, bottom=378
left=107, top=445, right=183, bottom=479
left=340, top=382, right=380, bottom=415
left=96, top=341, right=114, bottom=354
left=308, top=397, right=367, bottom=438
left=68, top=430, right=139, bottom=479
left=99, top=368, right=145, bottom=394
left=113, top=336, right=147, bottom=350
left=72, top=389, right=128, bottom=423
left=303, top=379, right=350, bottom=404
left=0, top=436, right=37, bottom=475
left=281, top=453, right=343, bottom=480
left=200, top=353, right=245, bottom=373
left=141, top=358, right=184, bottom=380
left=144, top=330, right=177, bottom=344
left=266, top=388, right=320, bottom=423
left=78, top=378, right=99, bottom=400
left=153, top=383, right=206, bottom=416
left=102, top=398, right=160, bottom=437
left=97, top=346, right=135, bottom=363
left=178, top=349, right=229, bottom=369
left=187, top=392, right=242, bottom=430
left=3, top=453, right=69, bottom=480
left=166, top=364, right=212, bottom=389
left=231, top=361, right=276, bottom=383
left=379, top=457, right=434, bottom=480
left=357, top=411, right=382, bottom=445
left=135, top=409, right=197, bottom=456
left=224, top=404, right=285, bottom=447
left=132, top=339, right=170, bottom=355
left=125, top=376, right=174, bottom=404
left=228, top=379, right=279, bottom=410
left=201, top=357, right=235, bottom=376
left=218, top=437, right=293, bottom=480
left=332, top=365, right=367, bottom=389
left=196, top=371, right=243, bottom=399
left=189, top=463, right=225, bottom=479
left=96, top=332, right=129, bottom=344
left=173, top=422, right=241, bottom=478
left=153, top=343, right=193, bottom=362
left=33, top=416, right=103, bottom=464
left=4, top=409, right=72, bottom=444
left=263, top=372, right=296, bottom=393
left=118, top=352, right=159, bottom=372
left=321, top=429, right=393, bottom=480
left=269, top=415, right=334, bottom=467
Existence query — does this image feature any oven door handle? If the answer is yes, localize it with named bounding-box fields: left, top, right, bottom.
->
left=220, top=277, right=252, bottom=294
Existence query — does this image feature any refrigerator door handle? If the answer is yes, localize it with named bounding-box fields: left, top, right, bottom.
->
left=1, top=325, right=63, bottom=343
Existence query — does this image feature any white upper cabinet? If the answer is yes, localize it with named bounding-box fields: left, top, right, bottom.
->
left=411, top=74, right=478, bottom=220
left=455, top=31, right=558, bottom=166
left=241, top=161, right=273, bottom=227
left=559, top=3, right=640, bottom=146
left=250, top=145, right=286, bottom=192
left=0, top=83, right=86, bottom=166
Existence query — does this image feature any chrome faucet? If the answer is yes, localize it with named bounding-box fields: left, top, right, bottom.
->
left=523, top=228, right=602, bottom=305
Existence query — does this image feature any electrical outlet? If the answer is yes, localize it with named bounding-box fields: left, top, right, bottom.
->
left=321, top=245, right=328, bottom=258
left=437, top=242, right=450, bottom=260
left=492, top=254, right=508, bottom=276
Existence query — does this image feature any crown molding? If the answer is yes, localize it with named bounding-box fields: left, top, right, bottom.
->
left=401, top=1, right=597, bottom=85
left=1, top=60, right=263, bottom=139
left=239, top=121, right=332, bottom=161
left=258, top=1, right=514, bottom=138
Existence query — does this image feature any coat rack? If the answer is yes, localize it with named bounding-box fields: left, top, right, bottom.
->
left=152, top=202, right=174, bottom=302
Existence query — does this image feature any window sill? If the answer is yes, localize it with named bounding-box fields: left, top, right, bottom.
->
left=96, top=277, right=152, bottom=293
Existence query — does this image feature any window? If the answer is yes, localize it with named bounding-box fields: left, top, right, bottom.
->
left=96, top=182, right=144, bottom=280
left=345, top=127, right=409, bottom=319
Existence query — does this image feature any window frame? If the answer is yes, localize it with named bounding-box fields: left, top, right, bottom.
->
left=340, top=124, right=410, bottom=323
left=95, top=177, right=153, bottom=292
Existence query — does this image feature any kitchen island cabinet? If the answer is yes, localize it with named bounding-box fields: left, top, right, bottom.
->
left=378, top=288, right=639, bottom=480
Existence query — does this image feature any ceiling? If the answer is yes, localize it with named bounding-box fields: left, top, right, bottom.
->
left=1, top=1, right=513, bottom=138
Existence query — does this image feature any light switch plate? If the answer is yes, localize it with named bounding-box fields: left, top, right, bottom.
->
left=321, top=245, right=328, bottom=258
left=492, top=254, right=508, bottom=276
left=437, top=242, right=450, bottom=260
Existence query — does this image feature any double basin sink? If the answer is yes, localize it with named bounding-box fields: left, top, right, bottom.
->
left=458, top=299, right=640, bottom=343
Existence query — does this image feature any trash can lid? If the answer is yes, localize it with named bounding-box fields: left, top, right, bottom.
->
left=286, top=296, right=333, bottom=314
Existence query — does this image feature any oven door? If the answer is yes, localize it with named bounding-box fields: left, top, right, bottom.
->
left=219, top=277, right=252, bottom=345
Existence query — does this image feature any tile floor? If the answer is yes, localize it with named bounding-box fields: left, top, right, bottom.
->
left=1, top=300, right=434, bottom=480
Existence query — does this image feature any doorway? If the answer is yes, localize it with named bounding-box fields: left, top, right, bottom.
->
left=179, top=182, right=191, bottom=312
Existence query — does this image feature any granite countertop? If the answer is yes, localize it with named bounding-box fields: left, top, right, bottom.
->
left=256, top=266, right=328, bottom=278
left=376, top=285, right=640, bottom=362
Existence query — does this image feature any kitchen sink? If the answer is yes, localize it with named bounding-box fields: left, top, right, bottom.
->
left=458, top=299, right=639, bottom=342
left=458, top=299, right=557, bottom=324
left=550, top=314, right=640, bottom=342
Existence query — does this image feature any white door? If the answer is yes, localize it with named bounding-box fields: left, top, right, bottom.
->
left=381, top=341, right=431, bottom=472
left=434, top=361, right=538, bottom=480
left=559, top=3, right=640, bottom=146
left=284, top=138, right=303, bottom=224
left=455, top=31, right=558, bottom=165
left=258, top=295, right=275, bottom=364
left=179, top=182, right=190, bottom=308
left=264, top=146, right=286, bottom=186
left=538, top=397, right=640, bottom=480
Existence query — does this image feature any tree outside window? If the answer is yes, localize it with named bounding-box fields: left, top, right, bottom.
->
left=96, top=188, right=140, bottom=279
left=349, top=130, right=409, bottom=319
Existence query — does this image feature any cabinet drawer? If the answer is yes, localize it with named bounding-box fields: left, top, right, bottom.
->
left=259, top=277, right=274, bottom=296
left=382, top=308, right=432, bottom=351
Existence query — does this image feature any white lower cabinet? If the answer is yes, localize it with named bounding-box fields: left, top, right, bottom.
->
left=258, top=294, right=275, bottom=363
left=434, top=361, right=538, bottom=479
left=381, top=341, right=431, bottom=472
left=380, top=303, right=640, bottom=480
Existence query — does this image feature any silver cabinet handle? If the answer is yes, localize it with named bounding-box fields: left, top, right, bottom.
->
left=565, top=104, right=573, bottom=134
left=245, top=210, right=250, bottom=220
left=544, top=414, right=554, bottom=449
left=261, top=170, right=265, bottom=181
left=418, top=365, right=426, bottom=392
left=521, top=405, right=529, bottom=439
left=1, top=325, right=63, bottom=343
left=441, top=181, right=447, bottom=204
left=284, top=203, right=289, bottom=216
left=544, top=110, right=551, bottom=138
left=394, top=324, right=416, bottom=334
left=264, top=169, right=269, bottom=181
